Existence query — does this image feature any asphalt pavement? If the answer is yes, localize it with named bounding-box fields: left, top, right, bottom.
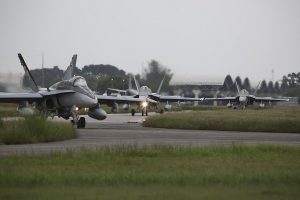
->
left=0, top=113, right=299, bottom=155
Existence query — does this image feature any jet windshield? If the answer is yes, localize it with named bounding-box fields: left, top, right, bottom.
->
left=73, top=77, right=95, bottom=99
left=139, top=86, right=152, bottom=96
left=73, top=78, right=88, bottom=87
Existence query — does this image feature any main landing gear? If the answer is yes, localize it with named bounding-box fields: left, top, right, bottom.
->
left=77, top=117, right=86, bottom=128
left=131, top=109, right=136, bottom=116
left=131, top=108, right=148, bottom=116
left=141, top=109, right=148, bottom=116
left=71, top=116, right=86, bottom=128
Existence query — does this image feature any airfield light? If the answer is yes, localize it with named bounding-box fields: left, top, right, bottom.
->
left=75, top=107, right=79, bottom=111
left=142, top=101, right=148, bottom=108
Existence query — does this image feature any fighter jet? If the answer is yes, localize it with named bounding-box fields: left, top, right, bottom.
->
left=205, top=82, right=288, bottom=109
left=129, top=74, right=205, bottom=116
left=0, top=54, right=157, bottom=128
left=107, top=74, right=138, bottom=96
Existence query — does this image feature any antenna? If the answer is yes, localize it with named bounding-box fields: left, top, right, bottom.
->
left=42, top=53, right=44, bottom=87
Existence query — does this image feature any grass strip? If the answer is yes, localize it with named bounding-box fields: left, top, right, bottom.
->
left=0, top=116, right=77, bottom=144
left=144, top=107, right=300, bottom=133
left=0, top=145, right=299, bottom=199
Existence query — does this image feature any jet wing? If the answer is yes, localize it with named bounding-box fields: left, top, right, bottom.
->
left=204, top=97, right=238, bottom=102
left=0, top=90, right=76, bottom=103
left=96, top=95, right=158, bottom=105
left=0, top=92, right=43, bottom=103
left=253, top=97, right=289, bottom=102
left=149, top=94, right=205, bottom=103
left=107, top=88, right=127, bottom=94
left=39, top=90, right=76, bottom=97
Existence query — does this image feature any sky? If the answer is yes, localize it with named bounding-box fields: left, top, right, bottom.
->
left=0, top=0, right=299, bottom=85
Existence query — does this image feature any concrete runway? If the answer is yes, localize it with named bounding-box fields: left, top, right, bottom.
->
left=0, top=113, right=300, bottom=155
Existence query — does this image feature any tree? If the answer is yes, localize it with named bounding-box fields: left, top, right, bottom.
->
left=142, top=60, right=173, bottom=93
left=267, top=81, right=274, bottom=95
left=281, top=75, right=289, bottom=91
left=23, top=66, right=63, bottom=88
left=0, top=84, right=6, bottom=92
left=223, top=74, right=234, bottom=91
left=82, top=64, right=126, bottom=77
left=235, top=76, right=242, bottom=86
left=259, top=80, right=268, bottom=95
left=274, top=81, right=280, bottom=94
left=243, top=77, right=251, bottom=91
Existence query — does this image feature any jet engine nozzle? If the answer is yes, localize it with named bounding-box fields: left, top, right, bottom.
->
left=88, top=106, right=107, bottom=120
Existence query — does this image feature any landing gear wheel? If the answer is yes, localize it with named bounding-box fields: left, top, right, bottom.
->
left=160, top=109, right=164, bottom=114
left=142, top=110, right=144, bottom=116
left=131, top=109, right=135, bottom=116
left=145, top=110, right=148, bottom=116
left=70, top=120, right=75, bottom=125
left=77, top=117, right=86, bottom=128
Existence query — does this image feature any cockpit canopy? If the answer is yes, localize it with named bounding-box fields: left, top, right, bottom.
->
left=139, top=86, right=152, bottom=95
left=50, top=76, right=89, bottom=91
left=73, top=77, right=87, bottom=87
left=240, top=89, right=249, bottom=96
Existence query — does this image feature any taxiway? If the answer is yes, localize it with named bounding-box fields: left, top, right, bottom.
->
left=0, top=113, right=299, bottom=155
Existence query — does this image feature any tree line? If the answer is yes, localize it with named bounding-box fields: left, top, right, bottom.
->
left=223, top=73, right=300, bottom=98
left=20, top=59, right=300, bottom=101
left=23, top=60, right=173, bottom=94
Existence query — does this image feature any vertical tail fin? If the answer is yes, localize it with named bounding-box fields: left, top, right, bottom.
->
left=63, top=54, right=77, bottom=80
left=18, top=53, right=39, bottom=92
left=132, top=74, right=140, bottom=93
left=254, top=81, right=261, bottom=95
left=128, top=74, right=132, bottom=90
left=156, top=73, right=166, bottom=94
left=235, top=82, right=241, bottom=94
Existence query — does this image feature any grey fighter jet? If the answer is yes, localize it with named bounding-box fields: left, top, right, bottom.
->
left=0, top=54, right=157, bottom=128
left=204, top=83, right=288, bottom=109
left=129, top=74, right=205, bottom=116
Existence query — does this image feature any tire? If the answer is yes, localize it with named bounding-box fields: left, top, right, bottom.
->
left=131, top=109, right=135, bottom=116
left=77, top=117, right=86, bottom=128
left=145, top=110, right=148, bottom=116
left=142, top=110, right=144, bottom=116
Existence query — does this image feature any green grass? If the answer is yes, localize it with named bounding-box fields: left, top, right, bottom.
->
left=0, top=115, right=77, bottom=144
left=0, top=145, right=299, bottom=199
left=169, top=104, right=227, bottom=112
left=0, top=103, right=18, bottom=117
left=144, top=106, right=300, bottom=133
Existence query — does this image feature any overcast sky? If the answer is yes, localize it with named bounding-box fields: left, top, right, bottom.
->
left=0, top=0, right=299, bottom=84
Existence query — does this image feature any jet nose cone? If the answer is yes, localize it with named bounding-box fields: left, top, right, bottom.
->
left=239, top=96, right=247, bottom=102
